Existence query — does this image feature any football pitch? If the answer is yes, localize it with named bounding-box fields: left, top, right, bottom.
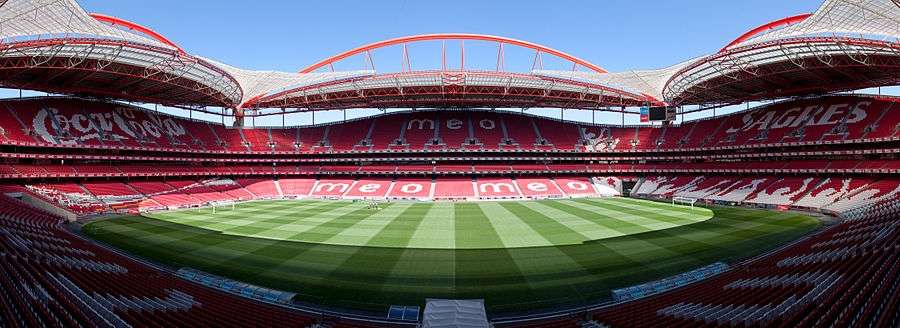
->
left=83, top=197, right=820, bottom=313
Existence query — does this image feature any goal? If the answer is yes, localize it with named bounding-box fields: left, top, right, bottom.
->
left=365, top=200, right=382, bottom=210
left=211, top=200, right=236, bottom=214
left=672, top=196, right=698, bottom=208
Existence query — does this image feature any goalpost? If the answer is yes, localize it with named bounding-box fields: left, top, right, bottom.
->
left=211, top=200, right=236, bottom=214
left=365, top=199, right=382, bottom=210
left=672, top=196, right=698, bottom=208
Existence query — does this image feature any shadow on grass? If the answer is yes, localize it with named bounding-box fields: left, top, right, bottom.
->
left=83, top=204, right=821, bottom=314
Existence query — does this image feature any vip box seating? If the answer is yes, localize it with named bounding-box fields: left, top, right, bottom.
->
left=435, top=165, right=473, bottom=174
left=474, top=164, right=512, bottom=173
left=0, top=164, right=18, bottom=177
left=41, top=164, right=77, bottom=177
left=9, top=164, right=47, bottom=177
left=359, top=165, right=398, bottom=174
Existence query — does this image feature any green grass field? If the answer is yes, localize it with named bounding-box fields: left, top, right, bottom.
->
left=83, top=197, right=820, bottom=313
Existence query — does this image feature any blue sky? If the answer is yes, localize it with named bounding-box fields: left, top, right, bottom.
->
left=9, top=0, right=895, bottom=126
left=77, top=0, right=819, bottom=72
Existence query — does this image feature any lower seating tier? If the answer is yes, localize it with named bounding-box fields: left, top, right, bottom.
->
left=18, top=176, right=623, bottom=214
left=2, top=177, right=897, bottom=327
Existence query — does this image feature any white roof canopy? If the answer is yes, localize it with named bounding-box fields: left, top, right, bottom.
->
left=1, top=0, right=899, bottom=108
left=0, top=0, right=172, bottom=48
left=731, top=0, right=900, bottom=49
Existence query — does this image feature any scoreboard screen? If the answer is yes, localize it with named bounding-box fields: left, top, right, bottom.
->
left=648, top=107, right=667, bottom=121
left=648, top=107, right=676, bottom=121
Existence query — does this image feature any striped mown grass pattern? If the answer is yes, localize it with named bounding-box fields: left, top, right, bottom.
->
left=83, top=197, right=820, bottom=313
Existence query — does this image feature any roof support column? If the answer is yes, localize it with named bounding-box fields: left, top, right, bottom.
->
left=234, top=107, right=245, bottom=127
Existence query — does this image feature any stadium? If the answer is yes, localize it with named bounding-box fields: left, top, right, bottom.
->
left=0, top=0, right=898, bottom=327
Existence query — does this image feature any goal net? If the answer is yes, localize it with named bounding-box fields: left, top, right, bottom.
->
left=672, top=196, right=698, bottom=208
left=211, top=200, right=236, bottom=214
left=365, top=200, right=382, bottom=210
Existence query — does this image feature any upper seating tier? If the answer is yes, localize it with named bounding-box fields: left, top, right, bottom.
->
left=2, top=95, right=896, bottom=155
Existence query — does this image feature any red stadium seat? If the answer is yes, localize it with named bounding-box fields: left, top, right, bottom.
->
left=515, top=177, right=564, bottom=198
left=388, top=178, right=433, bottom=200
left=553, top=177, right=599, bottom=197
left=475, top=177, right=522, bottom=199
left=432, top=177, right=475, bottom=199
left=343, top=178, right=393, bottom=199
left=278, top=178, right=317, bottom=197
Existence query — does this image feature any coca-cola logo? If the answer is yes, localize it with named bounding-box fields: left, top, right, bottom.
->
left=726, top=101, right=869, bottom=134
left=32, top=105, right=187, bottom=145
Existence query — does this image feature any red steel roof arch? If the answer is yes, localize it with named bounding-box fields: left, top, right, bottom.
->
left=719, top=13, right=812, bottom=53
left=298, top=33, right=608, bottom=74
left=89, top=13, right=187, bottom=55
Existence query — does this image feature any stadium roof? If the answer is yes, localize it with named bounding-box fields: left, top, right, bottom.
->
left=1, top=0, right=899, bottom=116
left=240, top=33, right=660, bottom=113
left=541, top=0, right=900, bottom=106
left=0, top=0, right=241, bottom=108
left=664, top=0, right=900, bottom=105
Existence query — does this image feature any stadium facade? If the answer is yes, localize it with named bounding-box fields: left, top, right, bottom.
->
left=0, top=0, right=898, bottom=327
